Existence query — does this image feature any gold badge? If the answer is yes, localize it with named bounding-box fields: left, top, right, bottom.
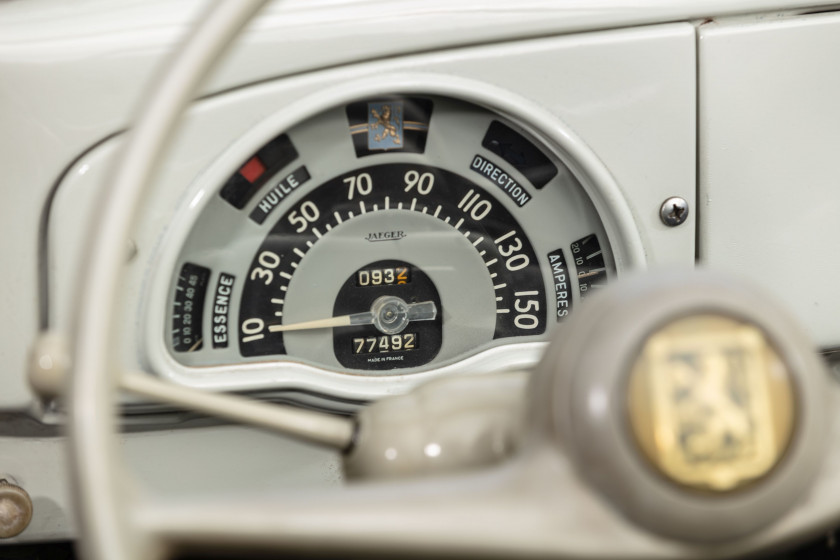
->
left=627, top=315, right=796, bottom=492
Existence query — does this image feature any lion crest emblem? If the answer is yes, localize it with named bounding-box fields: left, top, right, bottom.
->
left=368, top=102, right=403, bottom=150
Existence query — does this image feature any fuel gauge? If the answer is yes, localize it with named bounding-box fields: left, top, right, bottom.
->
left=171, top=263, right=210, bottom=352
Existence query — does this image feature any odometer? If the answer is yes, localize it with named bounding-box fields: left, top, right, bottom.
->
left=356, top=266, right=410, bottom=287
left=353, top=333, right=418, bottom=355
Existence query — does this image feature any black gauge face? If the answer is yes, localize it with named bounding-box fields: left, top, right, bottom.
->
left=237, top=163, right=546, bottom=361
left=332, top=259, right=442, bottom=370
left=571, top=234, right=608, bottom=300
left=167, top=95, right=616, bottom=375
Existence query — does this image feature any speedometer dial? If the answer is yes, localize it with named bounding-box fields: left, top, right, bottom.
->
left=167, top=95, right=615, bottom=376
left=241, top=162, right=546, bottom=366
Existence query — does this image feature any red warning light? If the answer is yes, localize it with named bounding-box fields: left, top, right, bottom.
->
left=239, top=156, right=266, bottom=183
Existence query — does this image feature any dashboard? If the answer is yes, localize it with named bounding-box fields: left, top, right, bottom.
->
left=2, top=0, right=840, bottom=557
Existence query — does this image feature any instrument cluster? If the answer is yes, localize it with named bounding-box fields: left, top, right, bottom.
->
left=166, top=95, right=614, bottom=384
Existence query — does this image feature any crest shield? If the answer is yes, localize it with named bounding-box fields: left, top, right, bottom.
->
left=628, top=315, right=795, bottom=492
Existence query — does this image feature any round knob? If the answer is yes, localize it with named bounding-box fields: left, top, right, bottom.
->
left=626, top=314, right=796, bottom=493
left=0, top=480, right=33, bottom=538
left=532, top=270, right=831, bottom=542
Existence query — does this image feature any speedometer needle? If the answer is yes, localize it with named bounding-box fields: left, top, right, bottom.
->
left=268, top=296, right=437, bottom=335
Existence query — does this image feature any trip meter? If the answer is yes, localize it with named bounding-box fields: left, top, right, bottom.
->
left=164, top=94, right=617, bottom=380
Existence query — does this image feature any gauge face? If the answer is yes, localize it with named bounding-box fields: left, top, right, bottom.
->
left=167, top=95, right=616, bottom=375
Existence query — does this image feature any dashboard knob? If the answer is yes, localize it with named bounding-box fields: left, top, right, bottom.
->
left=626, top=313, right=796, bottom=493
left=0, top=480, right=33, bottom=538
left=531, top=270, right=832, bottom=542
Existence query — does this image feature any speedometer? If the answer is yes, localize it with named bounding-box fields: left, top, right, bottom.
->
left=165, top=94, right=615, bottom=378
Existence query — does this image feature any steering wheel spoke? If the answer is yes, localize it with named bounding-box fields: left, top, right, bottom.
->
left=120, top=372, right=354, bottom=450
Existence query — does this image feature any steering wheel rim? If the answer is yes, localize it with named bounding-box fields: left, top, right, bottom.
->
left=69, top=2, right=270, bottom=558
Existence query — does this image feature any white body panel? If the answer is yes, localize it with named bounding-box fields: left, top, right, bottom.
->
left=698, top=12, right=840, bottom=347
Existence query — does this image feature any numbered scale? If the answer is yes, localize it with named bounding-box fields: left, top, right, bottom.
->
left=168, top=95, right=615, bottom=374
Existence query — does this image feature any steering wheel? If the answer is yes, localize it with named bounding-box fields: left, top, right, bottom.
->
left=61, top=1, right=840, bottom=558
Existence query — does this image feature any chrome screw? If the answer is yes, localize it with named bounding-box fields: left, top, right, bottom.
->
left=659, top=197, right=689, bottom=227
